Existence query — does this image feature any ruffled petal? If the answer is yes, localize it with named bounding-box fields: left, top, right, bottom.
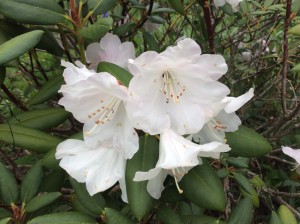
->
left=282, top=146, right=300, bottom=164
left=197, top=142, right=231, bottom=159
left=224, top=88, right=254, bottom=113
left=146, top=170, right=168, bottom=199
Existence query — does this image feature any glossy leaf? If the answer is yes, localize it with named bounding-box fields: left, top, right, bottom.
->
left=113, top=22, right=135, bottom=36
left=105, top=208, right=133, bottom=224
left=126, top=135, right=159, bottom=220
left=226, top=125, right=272, bottom=157
left=0, top=0, right=66, bottom=25
left=70, top=177, right=106, bottom=216
left=26, top=192, right=61, bottom=213
left=97, top=62, right=132, bottom=87
left=27, top=212, right=97, bottom=224
left=80, top=17, right=113, bottom=42
left=39, top=170, right=65, bottom=192
left=0, top=162, right=18, bottom=204
left=10, top=108, right=70, bottom=131
left=0, top=124, right=61, bottom=153
left=21, top=161, right=44, bottom=203
left=0, top=30, right=44, bottom=66
left=180, top=159, right=226, bottom=211
left=277, top=205, right=297, bottom=224
left=167, top=0, right=185, bottom=15
left=228, top=198, right=253, bottom=224
left=156, top=206, right=183, bottom=224
left=88, top=0, right=117, bottom=15
left=28, top=75, right=64, bottom=105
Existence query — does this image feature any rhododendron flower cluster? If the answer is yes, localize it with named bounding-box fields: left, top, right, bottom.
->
left=55, top=33, right=253, bottom=200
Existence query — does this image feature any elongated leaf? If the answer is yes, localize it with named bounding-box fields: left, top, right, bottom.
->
left=270, top=211, right=283, bottom=224
left=27, top=212, right=97, bottom=224
left=167, top=0, right=185, bottom=15
left=228, top=198, right=253, bottom=224
left=21, top=161, right=44, bottom=203
left=226, top=125, right=272, bottom=157
left=160, top=185, right=185, bottom=203
left=0, top=162, right=18, bottom=204
left=0, top=208, right=11, bottom=219
left=10, top=108, right=69, bottom=130
left=0, top=124, right=61, bottom=153
left=88, top=0, right=117, bottom=15
left=113, top=22, right=135, bottom=36
left=0, top=0, right=66, bottom=25
left=28, top=75, right=64, bottom=105
left=26, top=192, right=61, bottom=213
left=97, top=62, right=132, bottom=87
left=39, top=170, right=65, bottom=192
left=180, top=159, right=226, bottom=211
left=0, top=218, right=11, bottom=224
left=70, top=177, right=106, bottom=216
left=80, top=17, right=113, bottom=42
left=126, top=135, right=159, bottom=220
left=180, top=215, right=225, bottom=224
left=289, top=24, right=300, bottom=36
left=277, top=205, right=297, bottom=224
left=105, top=208, right=133, bottom=224
left=156, top=206, right=183, bottom=224
left=143, top=32, right=159, bottom=51
left=0, top=30, right=44, bottom=66
left=291, top=63, right=300, bottom=72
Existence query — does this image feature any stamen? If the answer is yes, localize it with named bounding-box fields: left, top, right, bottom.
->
left=207, top=119, right=227, bottom=142
left=85, top=96, right=122, bottom=135
left=172, top=169, right=183, bottom=194
left=160, top=71, right=186, bottom=103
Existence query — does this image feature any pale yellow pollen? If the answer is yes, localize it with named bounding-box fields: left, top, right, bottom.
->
left=160, top=70, right=186, bottom=104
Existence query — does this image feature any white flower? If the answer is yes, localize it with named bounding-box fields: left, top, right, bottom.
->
left=282, top=147, right=300, bottom=174
left=214, top=0, right=243, bottom=9
left=86, top=33, right=135, bottom=71
left=126, top=38, right=230, bottom=135
left=193, top=88, right=254, bottom=144
left=58, top=65, right=138, bottom=159
left=55, top=139, right=128, bottom=202
left=134, top=129, right=230, bottom=199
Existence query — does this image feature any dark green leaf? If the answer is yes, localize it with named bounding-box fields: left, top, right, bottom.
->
left=0, top=0, right=66, bottom=25
left=181, top=215, right=224, bottom=224
left=0, top=124, right=61, bottom=153
left=0, top=30, right=44, bottom=66
left=0, top=218, right=11, bottom=224
left=0, top=208, right=11, bottom=219
left=160, top=185, right=185, bottom=203
left=126, top=135, right=158, bottom=220
left=228, top=198, right=253, bottom=224
left=97, top=62, right=132, bottom=87
left=180, top=159, right=226, bottom=211
left=70, top=177, right=106, bottom=216
left=21, top=161, right=44, bottom=203
left=167, top=0, right=185, bottom=15
left=143, top=32, right=159, bottom=51
left=39, top=170, right=66, bottom=192
left=147, top=15, right=164, bottom=24
left=113, top=22, right=135, bottom=36
left=26, top=192, right=61, bottom=213
left=10, top=108, right=70, bottom=131
left=80, top=17, right=113, bottom=42
left=226, top=125, right=272, bottom=157
left=270, top=211, right=283, bottom=224
left=105, top=208, right=133, bottom=224
left=27, top=212, right=97, bottom=224
left=289, top=24, right=300, bottom=36
left=0, top=162, right=18, bottom=204
left=88, top=0, right=117, bottom=15
left=156, top=206, right=183, bottom=224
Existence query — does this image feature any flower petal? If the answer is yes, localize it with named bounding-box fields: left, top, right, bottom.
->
left=282, top=146, right=300, bottom=164
left=146, top=170, right=168, bottom=199
left=197, top=142, right=231, bottom=159
left=224, top=88, right=254, bottom=113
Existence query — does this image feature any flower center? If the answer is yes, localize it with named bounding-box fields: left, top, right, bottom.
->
left=85, top=96, right=122, bottom=135
left=207, top=119, right=227, bottom=142
left=170, top=168, right=188, bottom=194
left=160, top=70, right=186, bottom=103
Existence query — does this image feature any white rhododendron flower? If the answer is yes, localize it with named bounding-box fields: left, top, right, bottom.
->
left=59, top=65, right=138, bottom=159
left=193, top=88, right=254, bottom=144
left=55, top=139, right=128, bottom=201
left=86, top=33, right=135, bottom=70
left=126, top=38, right=230, bottom=135
left=214, top=0, right=242, bottom=9
left=134, top=129, right=230, bottom=199
left=282, top=147, right=300, bottom=174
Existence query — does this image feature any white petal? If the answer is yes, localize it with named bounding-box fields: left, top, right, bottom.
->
left=146, top=170, right=168, bottom=199
left=119, top=175, right=128, bottom=203
left=86, top=42, right=102, bottom=70
left=224, top=88, right=254, bottom=113
left=197, top=142, right=231, bottom=159
left=134, top=168, right=161, bottom=181
left=214, top=0, right=226, bottom=7
left=282, top=146, right=300, bottom=164
left=216, top=111, right=241, bottom=132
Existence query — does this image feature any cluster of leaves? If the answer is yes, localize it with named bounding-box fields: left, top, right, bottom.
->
left=0, top=0, right=299, bottom=223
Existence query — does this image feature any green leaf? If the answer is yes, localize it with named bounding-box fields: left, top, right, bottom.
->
left=277, top=205, right=297, bottom=224
left=0, top=30, right=44, bottom=66
left=0, top=124, right=61, bottom=153
left=143, top=32, right=159, bottom=51
left=0, top=0, right=66, bottom=25
left=39, top=170, right=66, bottom=192
left=69, top=177, right=106, bottom=216
left=88, top=0, right=117, bottom=15
left=180, top=215, right=224, bottom=224
left=21, top=161, right=44, bottom=203
left=233, top=173, right=255, bottom=195
left=71, top=195, right=98, bottom=217
left=113, top=22, right=135, bottom=36
left=0, top=162, right=18, bottom=204
left=228, top=198, right=253, bottom=224
left=270, top=211, right=283, bottom=224
left=26, top=192, right=61, bottom=213
left=105, top=208, right=133, bottom=224
left=126, top=135, right=158, bottom=220
left=288, top=24, right=300, bottom=36
left=97, top=62, right=132, bottom=87
left=180, top=159, right=226, bottom=212
left=10, top=108, right=70, bottom=131
left=160, top=185, right=185, bottom=203
left=0, top=208, right=11, bottom=219
left=226, top=125, right=272, bottom=157
left=156, top=206, right=183, bottom=224
left=0, top=218, right=11, bottom=224
left=147, top=15, right=164, bottom=24
left=80, top=17, right=113, bottom=42
left=28, top=75, right=64, bottom=105
left=167, top=0, right=185, bottom=15
left=27, top=212, right=97, bottom=224
left=291, top=63, right=300, bottom=72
